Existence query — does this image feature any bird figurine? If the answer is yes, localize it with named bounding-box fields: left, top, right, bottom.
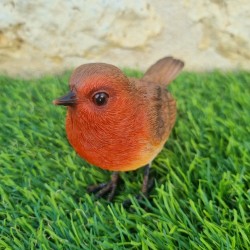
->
left=53, top=56, right=184, bottom=203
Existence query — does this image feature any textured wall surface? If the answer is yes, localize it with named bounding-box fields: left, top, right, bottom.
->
left=0, top=0, right=249, bottom=77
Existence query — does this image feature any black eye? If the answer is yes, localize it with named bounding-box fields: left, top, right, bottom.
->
left=92, top=92, right=109, bottom=106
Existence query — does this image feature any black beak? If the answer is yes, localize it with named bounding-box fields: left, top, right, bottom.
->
left=53, top=91, right=77, bottom=106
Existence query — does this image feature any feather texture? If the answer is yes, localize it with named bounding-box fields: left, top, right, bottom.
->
left=55, top=56, right=184, bottom=171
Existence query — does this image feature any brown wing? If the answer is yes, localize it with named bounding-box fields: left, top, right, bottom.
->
left=129, top=56, right=183, bottom=145
left=142, top=56, right=184, bottom=86
left=145, top=83, right=176, bottom=145
left=131, top=78, right=176, bottom=145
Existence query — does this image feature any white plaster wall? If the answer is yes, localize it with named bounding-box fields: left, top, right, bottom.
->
left=0, top=0, right=249, bottom=77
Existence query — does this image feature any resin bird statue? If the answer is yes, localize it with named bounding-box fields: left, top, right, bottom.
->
left=53, top=56, right=184, bottom=204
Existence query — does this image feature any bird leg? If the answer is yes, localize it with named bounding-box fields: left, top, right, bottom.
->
left=123, top=163, right=154, bottom=207
left=141, top=163, right=154, bottom=196
left=87, top=171, right=119, bottom=202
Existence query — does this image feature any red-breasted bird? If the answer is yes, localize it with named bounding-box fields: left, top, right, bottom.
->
left=53, top=56, right=184, bottom=203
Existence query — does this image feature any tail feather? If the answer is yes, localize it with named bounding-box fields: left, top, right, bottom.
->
left=142, top=56, right=184, bottom=86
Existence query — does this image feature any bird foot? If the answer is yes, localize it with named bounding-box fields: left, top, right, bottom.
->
left=87, top=164, right=154, bottom=206
left=123, top=177, right=154, bottom=208
left=87, top=172, right=119, bottom=202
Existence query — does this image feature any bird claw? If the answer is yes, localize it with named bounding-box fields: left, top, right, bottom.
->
left=87, top=172, right=119, bottom=202
left=87, top=181, right=117, bottom=201
left=123, top=177, right=155, bottom=208
left=87, top=165, right=154, bottom=205
left=87, top=182, right=108, bottom=193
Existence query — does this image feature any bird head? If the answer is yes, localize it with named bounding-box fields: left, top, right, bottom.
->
left=53, top=63, right=137, bottom=123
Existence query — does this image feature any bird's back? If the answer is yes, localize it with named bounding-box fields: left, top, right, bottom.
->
left=131, top=57, right=184, bottom=146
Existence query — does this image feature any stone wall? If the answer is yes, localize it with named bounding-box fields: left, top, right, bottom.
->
left=0, top=0, right=249, bottom=77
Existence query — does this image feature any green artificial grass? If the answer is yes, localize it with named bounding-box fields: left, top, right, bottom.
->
left=0, top=69, right=250, bottom=250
